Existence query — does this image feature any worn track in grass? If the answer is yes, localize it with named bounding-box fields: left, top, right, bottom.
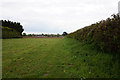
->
left=2, top=38, right=120, bottom=78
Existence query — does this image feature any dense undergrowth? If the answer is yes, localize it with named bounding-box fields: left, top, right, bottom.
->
left=67, top=14, right=120, bottom=54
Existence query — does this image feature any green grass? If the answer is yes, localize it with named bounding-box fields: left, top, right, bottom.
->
left=2, top=38, right=120, bottom=78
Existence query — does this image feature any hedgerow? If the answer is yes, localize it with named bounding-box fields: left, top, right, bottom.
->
left=67, top=14, right=120, bottom=53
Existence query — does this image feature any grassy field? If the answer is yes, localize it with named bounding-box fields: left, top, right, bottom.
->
left=2, top=38, right=120, bottom=78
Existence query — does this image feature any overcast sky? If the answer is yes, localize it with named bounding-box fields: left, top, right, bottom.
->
left=0, top=0, right=119, bottom=34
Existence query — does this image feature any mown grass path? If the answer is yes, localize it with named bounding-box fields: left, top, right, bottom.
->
left=2, top=38, right=120, bottom=78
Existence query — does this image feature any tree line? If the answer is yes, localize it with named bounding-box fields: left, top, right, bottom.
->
left=67, top=14, right=120, bottom=54
left=1, top=20, right=24, bottom=36
left=1, top=20, right=24, bottom=38
left=22, top=32, right=67, bottom=37
left=23, top=33, right=61, bottom=37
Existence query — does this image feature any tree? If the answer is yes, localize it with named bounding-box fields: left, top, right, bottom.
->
left=22, top=33, right=26, bottom=36
left=62, top=32, right=68, bottom=36
left=1, top=20, right=24, bottom=36
left=28, top=34, right=32, bottom=36
left=57, top=34, right=60, bottom=37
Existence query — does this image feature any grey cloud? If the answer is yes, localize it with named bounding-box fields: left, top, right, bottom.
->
left=0, top=0, right=119, bottom=34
